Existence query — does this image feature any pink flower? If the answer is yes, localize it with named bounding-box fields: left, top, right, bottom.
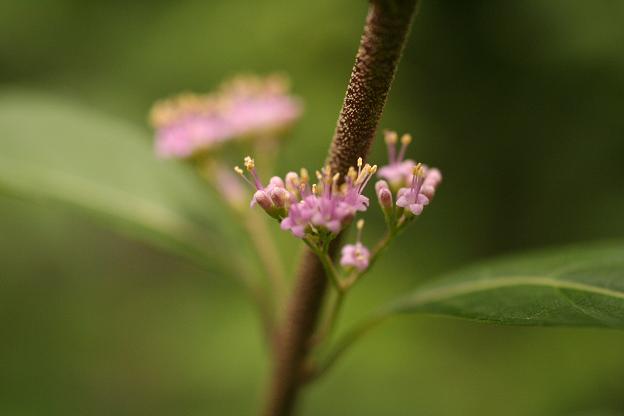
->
left=396, top=163, right=442, bottom=216
left=377, top=130, right=416, bottom=189
left=340, top=243, right=370, bottom=271
left=339, top=220, right=370, bottom=271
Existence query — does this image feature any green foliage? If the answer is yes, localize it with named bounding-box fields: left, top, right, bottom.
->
left=0, top=91, right=240, bottom=276
left=385, top=242, right=624, bottom=327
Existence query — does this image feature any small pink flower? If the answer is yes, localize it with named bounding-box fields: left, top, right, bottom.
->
left=396, top=163, right=441, bottom=216
left=377, top=130, right=416, bottom=189
left=339, top=220, right=370, bottom=271
left=340, top=243, right=370, bottom=271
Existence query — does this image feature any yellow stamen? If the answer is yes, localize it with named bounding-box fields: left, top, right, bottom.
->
left=401, top=133, right=412, bottom=145
left=347, top=166, right=357, bottom=181
left=356, top=164, right=372, bottom=184
left=234, top=166, right=244, bottom=176
left=412, top=163, right=425, bottom=177
left=312, top=183, right=318, bottom=195
left=300, top=168, right=309, bottom=182
left=244, top=156, right=255, bottom=170
left=370, top=165, right=378, bottom=174
left=356, top=219, right=365, bottom=230
left=357, top=157, right=363, bottom=168
left=384, top=130, right=398, bottom=144
left=355, top=218, right=365, bottom=245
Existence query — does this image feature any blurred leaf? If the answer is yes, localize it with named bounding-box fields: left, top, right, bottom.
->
left=0, top=90, right=239, bottom=277
left=385, top=242, right=624, bottom=327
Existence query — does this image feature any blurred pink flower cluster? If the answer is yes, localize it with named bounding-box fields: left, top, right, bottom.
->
left=150, top=74, right=302, bottom=159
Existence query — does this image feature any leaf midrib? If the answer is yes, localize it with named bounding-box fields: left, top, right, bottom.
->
left=394, top=276, right=624, bottom=311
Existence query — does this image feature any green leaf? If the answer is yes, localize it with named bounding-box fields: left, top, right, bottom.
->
left=385, top=242, right=624, bottom=328
left=0, top=90, right=240, bottom=276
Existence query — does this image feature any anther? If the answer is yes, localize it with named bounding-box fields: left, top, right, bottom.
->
left=384, top=130, right=398, bottom=144
left=244, top=156, right=255, bottom=170
left=356, top=219, right=365, bottom=230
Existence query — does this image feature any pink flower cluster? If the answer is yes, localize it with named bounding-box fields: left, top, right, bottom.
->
left=233, top=129, right=441, bottom=274
left=236, top=157, right=377, bottom=238
left=150, top=75, right=302, bottom=159
left=375, top=130, right=442, bottom=217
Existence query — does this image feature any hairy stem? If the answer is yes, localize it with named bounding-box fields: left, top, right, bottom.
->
left=262, top=1, right=419, bottom=415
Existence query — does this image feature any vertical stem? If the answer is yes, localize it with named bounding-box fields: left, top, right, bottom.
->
left=327, top=0, right=420, bottom=175
left=262, top=1, right=419, bottom=415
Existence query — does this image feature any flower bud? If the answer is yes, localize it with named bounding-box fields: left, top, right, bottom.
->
left=269, top=176, right=285, bottom=189
left=378, top=187, right=393, bottom=209
left=375, top=180, right=393, bottom=210
left=252, top=190, right=273, bottom=211
left=269, top=187, right=290, bottom=209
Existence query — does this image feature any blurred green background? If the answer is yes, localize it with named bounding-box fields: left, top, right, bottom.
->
left=2, top=1, right=624, bottom=415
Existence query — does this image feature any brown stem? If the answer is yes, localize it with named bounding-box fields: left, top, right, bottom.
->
left=327, top=0, right=420, bottom=174
left=262, top=1, right=419, bottom=415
